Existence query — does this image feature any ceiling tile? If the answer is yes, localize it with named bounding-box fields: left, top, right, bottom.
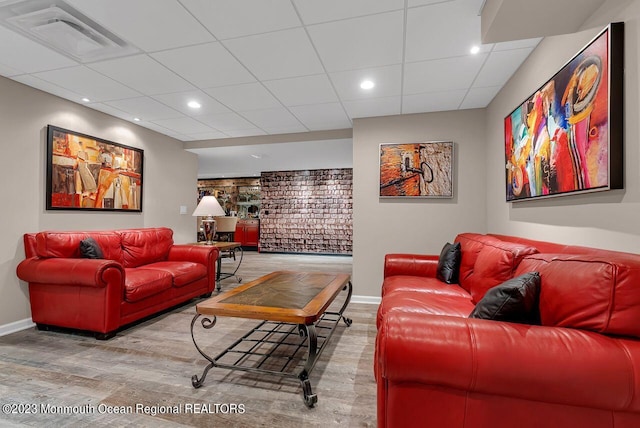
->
left=65, top=0, right=214, bottom=51
left=239, top=107, right=306, bottom=133
left=290, top=103, right=352, bottom=130
left=88, top=55, right=195, bottom=95
left=224, top=128, right=267, bottom=138
left=183, top=131, right=230, bottom=141
left=343, top=96, right=401, bottom=119
left=405, top=2, right=481, bottom=62
left=293, top=0, right=404, bottom=24
left=0, top=63, right=21, bottom=77
left=151, top=117, right=214, bottom=134
left=408, top=0, right=454, bottom=6
left=473, top=48, right=533, bottom=88
left=151, top=42, right=255, bottom=88
left=11, top=74, right=84, bottom=103
left=85, top=102, right=132, bottom=120
left=330, top=64, right=401, bottom=101
left=402, top=89, right=467, bottom=114
left=264, top=74, right=338, bottom=106
left=404, top=55, right=487, bottom=94
left=460, top=86, right=501, bottom=109
left=224, top=28, right=324, bottom=80
left=137, top=122, right=189, bottom=140
left=265, top=125, right=310, bottom=135
left=152, top=91, right=230, bottom=117
left=180, top=0, right=301, bottom=39
left=493, top=38, right=542, bottom=52
left=205, top=82, right=281, bottom=111
left=32, top=66, right=141, bottom=101
left=0, top=25, right=78, bottom=74
left=307, top=11, right=404, bottom=72
left=104, top=97, right=182, bottom=121
left=197, top=112, right=256, bottom=132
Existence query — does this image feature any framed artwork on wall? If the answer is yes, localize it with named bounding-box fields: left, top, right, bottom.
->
left=379, top=141, right=454, bottom=198
left=504, top=22, right=624, bottom=202
left=46, top=125, right=144, bottom=211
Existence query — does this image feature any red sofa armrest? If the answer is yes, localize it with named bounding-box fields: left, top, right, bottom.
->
left=168, top=245, right=219, bottom=266
left=16, top=257, right=124, bottom=287
left=384, top=254, right=439, bottom=278
left=168, top=245, right=219, bottom=293
left=377, top=311, right=640, bottom=413
left=17, top=257, right=125, bottom=335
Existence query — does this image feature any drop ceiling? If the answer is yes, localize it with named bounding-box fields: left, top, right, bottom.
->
left=0, top=0, right=544, bottom=141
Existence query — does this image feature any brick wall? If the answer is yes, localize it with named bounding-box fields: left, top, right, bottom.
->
left=260, top=169, right=353, bottom=254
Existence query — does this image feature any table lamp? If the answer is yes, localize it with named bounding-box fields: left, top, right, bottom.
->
left=193, top=196, right=226, bottom=245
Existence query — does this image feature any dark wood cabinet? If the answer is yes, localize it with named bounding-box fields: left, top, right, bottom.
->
left=235, top=219, right=259, bottom=248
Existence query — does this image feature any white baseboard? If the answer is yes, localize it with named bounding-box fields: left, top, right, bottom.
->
left=0, top=318, right=35, bottom=337
left=351, top=295, right=381, bottom=305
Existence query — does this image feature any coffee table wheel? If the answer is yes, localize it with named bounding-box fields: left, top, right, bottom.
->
left=342, top=316, right=352, bottom=327
left=304, top=392, right=317, bottom=408
left=301, top=378, right=317, bottom=408
left=237, top=277, right=242, bottom=283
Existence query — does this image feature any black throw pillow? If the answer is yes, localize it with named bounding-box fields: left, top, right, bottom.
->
left=469, top=272, right=541, bottom=324
left=436, top=242, right=461, bottom=284
left=80, top=237, right=104, bottom=259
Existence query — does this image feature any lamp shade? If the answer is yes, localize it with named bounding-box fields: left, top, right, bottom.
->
left=192, top=196, right=226, bottom=217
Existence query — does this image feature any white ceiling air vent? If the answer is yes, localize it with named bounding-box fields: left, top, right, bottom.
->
left=0, top=0, right=138, bottom=62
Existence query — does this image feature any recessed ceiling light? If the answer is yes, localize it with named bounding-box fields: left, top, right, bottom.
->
left=133, top=117, right=140, bottom=122
left=81, top=97, right=90, bottom=102
left=187, top=100, right=201, bottom=109
left=360, top=80, right=375, bottom=90
left=470, top=45, right=480, bottom=54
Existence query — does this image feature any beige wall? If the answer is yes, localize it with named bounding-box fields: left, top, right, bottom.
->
left=0, top=76, right=199, bottom=327
left=352, top=110, right=487, bottom=297
left=485, top=0, right=640, bottom=252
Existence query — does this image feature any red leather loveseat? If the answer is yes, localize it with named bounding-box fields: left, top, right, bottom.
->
left=376, top=232, right=640, bottom=428
left=17, top=227, right=218, bottom=339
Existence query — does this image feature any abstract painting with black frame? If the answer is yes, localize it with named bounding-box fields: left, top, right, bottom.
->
left=46, top=125, right=144, bottom=211
left=379, top=141, right=454, bottom=198
left=504, top=22, right=624, bottom=202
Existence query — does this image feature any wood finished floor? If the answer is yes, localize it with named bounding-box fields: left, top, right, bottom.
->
left=0, top=252, right=377, bottom=427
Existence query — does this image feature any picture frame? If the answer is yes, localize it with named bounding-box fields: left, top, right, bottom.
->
left=504, top=22, right=624, bottom=202
left=379, top=141, right=454, bottom=198
left=46, top=125, right=144, bottom=211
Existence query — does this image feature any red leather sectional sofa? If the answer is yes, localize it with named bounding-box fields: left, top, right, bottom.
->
left=17, top=227, right=218, bottom=339
left=376, top=232, right=640, bottom=428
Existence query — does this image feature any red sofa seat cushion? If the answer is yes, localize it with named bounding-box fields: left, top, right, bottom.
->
left=455, top=233, right=538, bottom=303
left=382, top=275, right=471, bottom=299
left=124, top=268, right=172, bottom=303
left=517, top=253, right=640, bottom=337
left=139, top=261, right=207, bottom=287
left=35, top=231, right=123, bottom=263
left=117, top=228, right=173, bottom=268
left=377, top=283, right=475, bottom=329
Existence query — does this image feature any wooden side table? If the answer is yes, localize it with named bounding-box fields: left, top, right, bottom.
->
left=191, top=241, right=243, bottom=291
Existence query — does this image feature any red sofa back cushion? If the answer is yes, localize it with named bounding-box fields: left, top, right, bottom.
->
left=517, top=253, right=640, bottom=338
left=116, top=228, right=173, bottom=268
left=455, top=233, right=538, bottom=302
left=36, top=231, right=123, bottom=262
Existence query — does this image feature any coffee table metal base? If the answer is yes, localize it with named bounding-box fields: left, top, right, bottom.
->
left=190, top=282, right=352, bottom=407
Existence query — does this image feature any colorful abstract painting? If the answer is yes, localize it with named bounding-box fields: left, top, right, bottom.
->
left=46, top=125, right=143, bottom=211
left=505, top=23, right=623, bottom=202
left=380, top=142, right=453, bottom=198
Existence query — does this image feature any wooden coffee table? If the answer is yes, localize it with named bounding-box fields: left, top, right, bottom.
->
left=190, top=271, right=352, bottom=407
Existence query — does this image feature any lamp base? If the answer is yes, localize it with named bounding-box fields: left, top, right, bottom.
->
left=201, top=217, right=217, bottom=245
